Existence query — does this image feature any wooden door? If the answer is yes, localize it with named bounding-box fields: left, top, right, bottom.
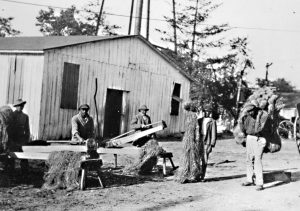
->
left=103, top=89, right=123, bottom=138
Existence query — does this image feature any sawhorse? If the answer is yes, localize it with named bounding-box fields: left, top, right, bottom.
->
left=80, top=159, right=105, bottom=190
left=159, top=152, right=178, bottom=176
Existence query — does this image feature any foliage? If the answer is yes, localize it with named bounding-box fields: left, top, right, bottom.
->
left=256, top=77, right=295, bottom=93
left=157, top=0, right=254, bottom=119
left=0, top=16, right=20, bottom=37
left=36, top=3, right=120, bottom=36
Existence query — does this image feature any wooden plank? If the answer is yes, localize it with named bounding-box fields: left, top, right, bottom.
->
left=10, top=152, right=49, bottom=160
left=107, top=124, right=164, bottom=147
left=22, top=145, right=140, bottom=155
left=97, top=147, right=141, bottom=155
left=22, top=145, right=87, bottom=153
left=11, top=146, right=140, bottom=161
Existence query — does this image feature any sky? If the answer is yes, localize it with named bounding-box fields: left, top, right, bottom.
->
left=1, top=0, right=300, bottom=89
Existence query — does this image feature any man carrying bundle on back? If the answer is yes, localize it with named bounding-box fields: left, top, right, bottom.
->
left=239, top=95, right=281, bottom=191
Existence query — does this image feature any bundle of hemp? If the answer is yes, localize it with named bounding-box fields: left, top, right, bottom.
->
left=0, top=105, right=13, bottom=153
left=234, top=87, right=285, bottom=153
left=43, top=151, right=82, bottom=191
left=175, top=110, right=202, bottom=183
left=123, top=139, right=165, bottom=175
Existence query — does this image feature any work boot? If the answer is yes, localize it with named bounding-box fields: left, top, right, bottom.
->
left=256, top=185, right=264, bottom=191
left=241, top=181, right=254, bottom=186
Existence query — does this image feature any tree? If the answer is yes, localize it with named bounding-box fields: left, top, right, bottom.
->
left=0, top=16, right=20, bottom=37
left=36, top=3, right=120, bottom=36
left=157, top=0, right=229, bottom=59
left=157, top=1, right=254, bottom=119
left=256, top=77, right=295, bottom=93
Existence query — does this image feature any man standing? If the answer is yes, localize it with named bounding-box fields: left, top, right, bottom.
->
left=198, top=105, right=217, bottom=182
left=131, top=105, right=153, bottom=147
left=71, top=104, right=95, bottom=143
left=9, top=99, right=30, bottom=172
left=239, top=104, right=268, bottom=191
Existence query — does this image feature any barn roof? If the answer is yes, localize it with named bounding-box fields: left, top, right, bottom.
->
left=0, top=35, right=194, bottom=81
left=0, top=35, right=132, bottom=51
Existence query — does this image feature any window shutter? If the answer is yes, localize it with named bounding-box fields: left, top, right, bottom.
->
left=170, top=83, right=181, bottom=116
left=60, top=62, right=80, bottom=109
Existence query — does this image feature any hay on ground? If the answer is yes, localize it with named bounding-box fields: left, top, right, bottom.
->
left=123, top=139, right=165, bottom=175
left=43, top=151, right=82, bottom=191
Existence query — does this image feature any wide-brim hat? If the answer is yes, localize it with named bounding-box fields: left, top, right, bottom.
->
left=13, top=99, right=26, bottom=107
left=78, top=104, right=90, bottom=110
left=138, top=105, right=149, bottom=111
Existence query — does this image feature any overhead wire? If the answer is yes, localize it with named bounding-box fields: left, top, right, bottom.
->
left=1, top=0, right=300, bottom=33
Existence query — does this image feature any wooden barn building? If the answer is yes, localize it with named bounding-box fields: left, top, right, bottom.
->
left=0, top=35, right=192, bottom=140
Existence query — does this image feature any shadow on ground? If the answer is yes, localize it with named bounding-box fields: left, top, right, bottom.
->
left=0, top=164, right=164, bottom=190
left=263, top=168, right=300, bottom=189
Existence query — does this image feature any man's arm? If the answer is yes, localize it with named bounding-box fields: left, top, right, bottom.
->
left=131, top=115, right=142, bottom=130
left=71, top=116, right=84, bottom=142
left=254, top=110, right=268, bottom=134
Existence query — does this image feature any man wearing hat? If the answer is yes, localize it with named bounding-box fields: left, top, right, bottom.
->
left=9, top=99, right=30, bottom=172
left=71, top=104, right=95, bottom=143
left=131, top=105, right=153, bottom=147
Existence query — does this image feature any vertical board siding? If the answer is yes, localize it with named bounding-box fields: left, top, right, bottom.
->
left=0, top=55, right=11, bottom=105
left=0, top=53, right=44, bottom=139
left=39, top=37, right=191, bottom=139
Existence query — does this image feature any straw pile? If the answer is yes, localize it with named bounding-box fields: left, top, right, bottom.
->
left=0, top=105, right=13, bottom=153
left=43, top=151, right=82, bottom=191
left=175, top=110, right=202, bottom=183
left=234, top=87, right=284, bottom=153
left=123, top=139, right=165, bottom=175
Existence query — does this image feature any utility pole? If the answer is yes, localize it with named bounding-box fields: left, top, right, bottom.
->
left=128, top=0, right=135, bottom=35
left=265, top=62, right=273, bottom=86
left=134, top=0, right=144, bottom=35
left=146, top=0, right=150, bottom=40
left=191, top=0, right=199, bottom=59
left=172, top=0, right=178, bottom=54
left=95, top=0, right=105, bottom=36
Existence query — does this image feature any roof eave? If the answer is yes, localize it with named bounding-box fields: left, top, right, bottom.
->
left=0, top=50, right=44, bottom=54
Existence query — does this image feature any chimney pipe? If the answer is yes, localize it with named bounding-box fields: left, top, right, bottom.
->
left=134, top=0, right=144, bottom=35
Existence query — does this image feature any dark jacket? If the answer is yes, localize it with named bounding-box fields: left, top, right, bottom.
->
left=198, top=117, right=217, bottom=147
left=10, top=110, right=30, bottom=147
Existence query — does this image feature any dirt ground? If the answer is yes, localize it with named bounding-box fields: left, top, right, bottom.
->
left=1, top=136, right=300, bottom=211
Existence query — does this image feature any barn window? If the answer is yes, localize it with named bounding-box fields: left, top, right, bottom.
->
left=60, top=62, right=80, bottom=109
left=170, top=83, right=182, bottom=116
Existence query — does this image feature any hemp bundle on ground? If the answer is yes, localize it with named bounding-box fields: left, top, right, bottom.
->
left=43, top=151, right=82, bottom=191
left=175, top=105, right=202, bottom=183
left=0, top=105, right=13, bottom=153
left=234, top=87, right=284, bottom=153
left=123, top=139, right=165, bottom=175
